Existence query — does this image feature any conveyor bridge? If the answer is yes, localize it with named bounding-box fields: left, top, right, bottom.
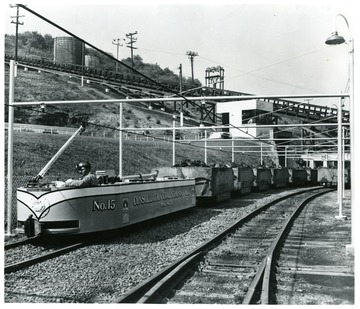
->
left=5, top=54, right=349, bottom=125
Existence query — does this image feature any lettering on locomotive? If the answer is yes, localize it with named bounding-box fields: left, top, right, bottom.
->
left=93, top=199, right=116, bottom=211
left=133, top=188, right=191, bottom=207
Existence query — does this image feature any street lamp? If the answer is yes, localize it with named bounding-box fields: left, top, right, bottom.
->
left=325, top=14, right=354, bottom=253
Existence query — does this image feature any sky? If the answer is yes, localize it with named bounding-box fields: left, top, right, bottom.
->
left=2, top=0, right=358, bottom=109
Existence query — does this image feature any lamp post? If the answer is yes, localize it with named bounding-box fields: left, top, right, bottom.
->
left=335, top=96, right=345, bottom=220
left=325, top=14, right=354, bottom=252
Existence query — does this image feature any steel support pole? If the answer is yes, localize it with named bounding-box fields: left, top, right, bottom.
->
left=204, top=130, right=207, bottom=164
left=172, top=117, right=176, bottom=166
left=6, top=60, right=15, bottom=237
left=119, top=103, right=123, bottom=178
left=336, top=97, right=345, bottom=219
left=348, top=39, right=355, bottom=247
left=232, top=139, right=235, bottom=163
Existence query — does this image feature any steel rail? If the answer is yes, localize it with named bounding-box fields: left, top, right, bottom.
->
left=4, top=236, right=40, bottom=250
left=5, top=241, right=87, bottom=274
left=116, top=187, right=325, bottom=303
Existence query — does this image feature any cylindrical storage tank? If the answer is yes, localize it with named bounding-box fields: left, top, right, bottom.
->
left=85, top=55, right=100, bottom=67
left=54, top=37, right=84, bottom=65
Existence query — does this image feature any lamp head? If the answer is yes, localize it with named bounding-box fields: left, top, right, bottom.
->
left=325, top=31, right=346, bottom=45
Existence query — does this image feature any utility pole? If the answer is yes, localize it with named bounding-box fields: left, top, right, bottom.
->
left=186, top=51, right=198, bottom=83
left=179, top=63, right=183, bottom=93
left=112, top=38, right=125, bottom=73
left=10, top=4, right=24, bottom=62
left=126, top=31, right=138, bottom=68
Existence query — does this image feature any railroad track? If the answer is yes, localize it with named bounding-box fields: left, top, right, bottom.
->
left=4, top=237, right=93, bottom=274
left=275, top=192, right=354, bottom=304
left=116, top=187, right=334, bottom=304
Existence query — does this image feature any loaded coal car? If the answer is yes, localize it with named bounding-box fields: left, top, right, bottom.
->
left=232, top=166, right=255, bottom=195
left=271, top=168, right=290, bottom=188
left=154, top=162, right=234, bottom=203
left=288, top=169, right=309, bottom=186
left=316, top=167, right=350, bottom=188
left=252, top=167, right=272, bottom=191
left=306, top=168, right=319, bottom=185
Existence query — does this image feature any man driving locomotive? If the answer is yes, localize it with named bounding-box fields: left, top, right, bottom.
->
left=65, top=161, right=98, bottom=187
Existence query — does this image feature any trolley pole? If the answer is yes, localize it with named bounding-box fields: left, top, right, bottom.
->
left=6, top=60, right=16, bottom=237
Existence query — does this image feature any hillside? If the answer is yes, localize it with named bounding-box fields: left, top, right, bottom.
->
left=4, top=65, right=200, bottom=136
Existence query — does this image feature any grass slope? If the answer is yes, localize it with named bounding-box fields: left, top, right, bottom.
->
left=5, top=131, right=273, bottom=179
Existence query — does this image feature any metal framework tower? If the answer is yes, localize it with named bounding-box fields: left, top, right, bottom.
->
left=205, top=66, right=224, bottom=89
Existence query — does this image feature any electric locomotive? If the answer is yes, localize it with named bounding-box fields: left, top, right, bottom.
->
left=16, top=126, right=196, bottom=236
left=17, top=174, right=196, bottom=236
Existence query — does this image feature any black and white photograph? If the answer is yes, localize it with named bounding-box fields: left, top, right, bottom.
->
left=2, top=0, right=358, bottom=305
